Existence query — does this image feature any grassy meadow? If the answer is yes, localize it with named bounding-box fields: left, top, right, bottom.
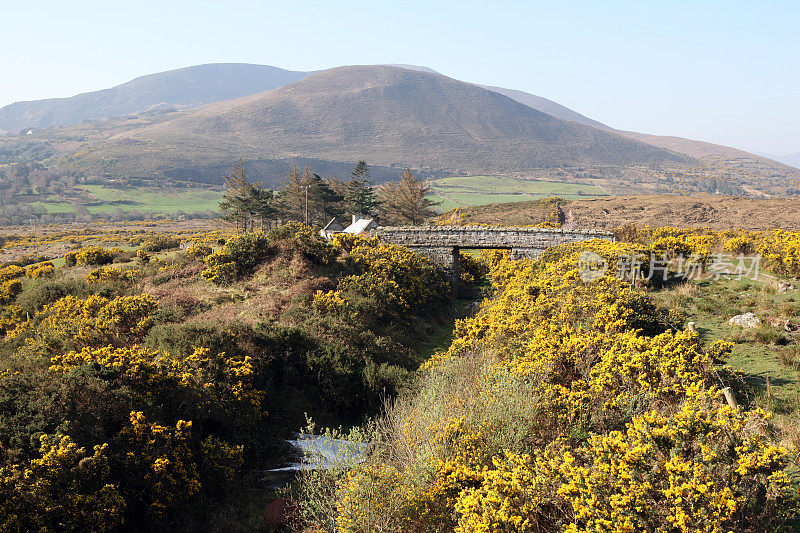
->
left=429, top=175, right=607, bottom=211
left=31, top=185, right=224, bottom=216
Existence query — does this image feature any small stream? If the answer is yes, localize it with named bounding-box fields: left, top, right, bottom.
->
left=264, top=433, right=369, bottom=488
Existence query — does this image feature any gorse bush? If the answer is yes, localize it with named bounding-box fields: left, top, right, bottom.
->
left=202, top=223, right=337, bottom=285
left=458, top=251, right=490, bottom=285
left=314, top=236, right=449, bottom=322
left=10, top=293, right=158, bottom=355
left=269, top=222, right=338, bottom=265
left=14, top=277, right=90, bottom=314
left=201, top=232, right=272, bottom=285
left=84, top=265, right=138, bottom=284
left=0, top=264, right=25, bottom=283
left=75, top=246, right=115, bottom=266
left=24, top=261, right=54, bottom=279
left=303, top=238, right=794, bottom=532
left=141, top=235, right=181, bottom=253
left=185, top=242, right=212, bottom=260
left=757, top=230, right=800, bottom=277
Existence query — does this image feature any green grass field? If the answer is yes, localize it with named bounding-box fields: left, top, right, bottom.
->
left=429, top=175, right=607, bottom=211
left=30, top=201, right=76, bottom=214
left=652, top=276, right=800, bottom=413
left=31, top=186, right=224, bottom=216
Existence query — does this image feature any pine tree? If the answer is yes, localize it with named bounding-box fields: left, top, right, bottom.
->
left=377, top=169, right=440, bottom=225
left=277, top=164, right=308, bottom=223
left=219, top=159, right=259, bottom=234
left=277, top=164, right=344, bottom=225
left=308, top=172, right=344, bottom=225
left=219, top=159, right=277, bottom=233
left=344, top=160, right=378, bottom=218
left=249, top=186, right=279, bottom=231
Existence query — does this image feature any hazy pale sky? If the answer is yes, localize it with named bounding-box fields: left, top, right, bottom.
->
left=2, top=0, right=798, bottom=155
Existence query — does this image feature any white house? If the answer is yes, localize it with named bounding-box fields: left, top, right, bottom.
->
left=343, top=217, right=377, bottom=236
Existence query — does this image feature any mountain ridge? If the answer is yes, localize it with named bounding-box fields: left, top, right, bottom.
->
left=0, top=63, right=310, bottom=132
left=1, top=62, right=796, bottom=196
left=58, top=65, right=694, bottom=182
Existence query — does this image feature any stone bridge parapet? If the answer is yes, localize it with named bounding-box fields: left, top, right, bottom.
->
left=371, top=225, right=615, bottom=291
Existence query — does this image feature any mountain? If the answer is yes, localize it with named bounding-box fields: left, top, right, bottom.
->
left=758, top=152, right=800, bottom=169
left=60, top=65, right=693, bottom=182
left=477, top=84, right=611, bottom=130
left=385, top=64, right=611, bottom=130
left=0, top=63, right=310, bottom=132
left=3, top=62, right=795, bottom=196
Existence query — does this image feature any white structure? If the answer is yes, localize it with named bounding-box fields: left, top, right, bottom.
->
left=343, top=217, right=377, bottom=235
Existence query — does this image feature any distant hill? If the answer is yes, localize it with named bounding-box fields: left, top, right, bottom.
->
left=61, top=65, right=692, bottom=182
left=477, top=84, right=611, bottom=130
left=618, top=130, right=793, bottom=168
left=758, top=151, right=800, bottom=169
left=2, top=62, right=796, bottom=196
left=442, top=194, right=800, bottom=231
left=0, top=63, right=310, bottom=131
left=386, top=64, right=611, bottom=130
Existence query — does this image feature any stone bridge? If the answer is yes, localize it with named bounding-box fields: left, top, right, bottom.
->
left=372, top=225, right=615, bottom=289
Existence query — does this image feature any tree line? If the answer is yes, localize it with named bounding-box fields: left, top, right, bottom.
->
left=219, top=159, right=441, bottom=232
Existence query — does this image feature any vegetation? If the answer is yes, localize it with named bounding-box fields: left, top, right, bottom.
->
left=295, top=232, right=800, bottom=532
left=342, top=160, right=379, bottom=218
left=0, top=222, right=471, bottom=530
left=378, top=169, right=441, bottom=225
left=430, top=175, right=608, bottom=211
left=2, top=215, right=800, bottom=530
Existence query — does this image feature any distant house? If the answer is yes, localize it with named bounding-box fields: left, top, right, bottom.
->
left=320, top=218, right=345, bottom=239
left=343, top=217, right=378, bottom=236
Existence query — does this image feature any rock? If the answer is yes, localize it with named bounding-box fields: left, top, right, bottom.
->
left=729, top=312, right=761, bottom=328
left=777, top=282, right=795, bottom=293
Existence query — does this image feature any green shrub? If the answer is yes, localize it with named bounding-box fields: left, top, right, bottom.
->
left=185, top=243, right=212, bottom=261
left=141, top=235, right=181, bottom=253
left=75, top=247, right=115, bottom=266
left=15, top=278, right=91, bottom=314
left=268, top=222, right=338, bottom=265
left=201, top=233, right=273, bottom=285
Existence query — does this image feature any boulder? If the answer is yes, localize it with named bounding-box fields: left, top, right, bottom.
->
left=729, top=312, right=761, bottom=328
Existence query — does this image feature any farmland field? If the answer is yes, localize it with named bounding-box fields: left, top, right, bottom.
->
left=429, top=175, right=607, bottom=210
left=31, top=185, right=224, bottom=216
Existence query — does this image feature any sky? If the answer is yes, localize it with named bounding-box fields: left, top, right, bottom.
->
left=1, top=0, right=798, bottom=155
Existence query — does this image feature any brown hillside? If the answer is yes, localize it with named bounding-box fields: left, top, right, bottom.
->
left=62, top=65, right=692, bottom=179
left=446, top=195, right=800, bottom=231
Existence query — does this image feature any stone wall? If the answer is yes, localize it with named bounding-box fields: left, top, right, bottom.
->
left=373, top=225, right=614, bottom=250
left=371, top=225, right=615, bottom=291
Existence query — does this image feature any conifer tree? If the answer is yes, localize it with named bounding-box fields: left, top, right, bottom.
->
left=377, top=169, right=440, bottom=225
left=219, top=159, right=257, bottom=234
left=277, top=164, right=343, bottom=225
left=219, top=159, right=278, bottom=233
left=344, top=160, right=378, bottom=218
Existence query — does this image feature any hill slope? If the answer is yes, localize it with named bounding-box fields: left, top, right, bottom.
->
left=63, top=65, right=692, bottom=180
left=0, top=63, right=310, bottom=131
left=478, top=84, right=611, bottom=130
left=441, top=194, right=800, bottom=230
